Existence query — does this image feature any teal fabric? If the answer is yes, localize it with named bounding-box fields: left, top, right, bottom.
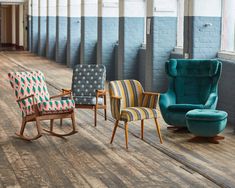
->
left=186, top=109, right=227, bottom=137
left=186, top=109, right=227, bottom=121
left=159, top=59, right=222, bottom=127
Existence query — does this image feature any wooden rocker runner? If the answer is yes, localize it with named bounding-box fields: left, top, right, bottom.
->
left=8, top=70, right=77, bottom=141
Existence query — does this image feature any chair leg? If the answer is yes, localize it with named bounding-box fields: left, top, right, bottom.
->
left=154, top=118, right=163, bottom=144
left=104, top=94, right=107, bottom=121
left=125, top=122, right=129, bottom=149
left=43, top=112, right=77, bottom=137
left=50, top=119, right=54, bottom=132
left=60, top=118, right=63, bottom=127
left=15, top=118, right=42, bottom=141
left=94, top=106, right=97, bottom=127
left=141, top=120, right=144, bottom=140
left=110, top=120, right=119, bottom=144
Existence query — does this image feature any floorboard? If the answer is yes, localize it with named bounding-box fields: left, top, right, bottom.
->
left=0, top=51, right=234, bottom=187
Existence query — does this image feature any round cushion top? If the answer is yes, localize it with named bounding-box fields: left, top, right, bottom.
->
left=186, top=109, right=228, bottom=121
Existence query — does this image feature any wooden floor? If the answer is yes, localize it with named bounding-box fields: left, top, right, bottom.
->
left=0, top=51, right=235, bottom=188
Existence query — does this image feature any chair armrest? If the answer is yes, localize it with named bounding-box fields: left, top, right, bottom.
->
left=17, top=94, right=35, bottom=103
left=204, top=93, right=218, bottom=109
left=142, top=92, right=160, bottom=108
left=50, top=91, right=72, bottom=99
left=96, top=89, right=106, bottom=96
left=110, top=95, right=122, bottom=120
left=62, top=88, right=71, bottom=93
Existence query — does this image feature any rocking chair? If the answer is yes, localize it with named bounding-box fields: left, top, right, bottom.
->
left=8, top=70, right=77, bottom=141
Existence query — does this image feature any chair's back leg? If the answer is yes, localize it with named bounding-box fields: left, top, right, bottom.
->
left=104, top=94, right=107, bottom=121
left=125, top=122, right=129, bottom=149
left=94, top=107, right=97, bottom=127
left=50, top=119, right=54, bottom=132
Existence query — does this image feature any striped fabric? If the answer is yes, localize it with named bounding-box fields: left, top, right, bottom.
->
left=120, top=107, right=158, bottom=122
left=109, top=80, right=159, bottom=122
left=142, top=94, right=159, bottom=109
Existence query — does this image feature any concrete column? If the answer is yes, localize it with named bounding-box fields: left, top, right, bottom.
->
left=146, top=0, right=177, bottom=92
left=19, top=4, right=24, bottom=48
left=12, top=5, right=16, bottom=45
left=97, top=0, right=118, bottom=80
left=31, top=0, right=39, bottom=53
left=27, top=0, right=31, bottom=51
left=56, top=0, right=68, bottom=64
left=67, top=0, right=81, bottom=68
left=46, top=0, right=56, bottom=60
left=184, top=0, right=222, bottom=59
left=118, top=0, right=145, bottom=80
left=38, top=0, right=47, bottom=56
left=80, top=0, right=98, bottom=64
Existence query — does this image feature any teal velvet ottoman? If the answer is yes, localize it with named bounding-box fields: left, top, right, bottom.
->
left=186, top=109, right=227, bottom=144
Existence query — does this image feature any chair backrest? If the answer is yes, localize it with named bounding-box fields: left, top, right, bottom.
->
left=109, top=80, right=144, bottom=109
left=72, top=64, right=106, bottom=96
left=166, top=59, right=222, bottom=104
left=8, top=70, right=50, bottom=114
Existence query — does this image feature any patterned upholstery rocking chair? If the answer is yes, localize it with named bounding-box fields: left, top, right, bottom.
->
left=61, top=64, right=107, bottom=127
left=109, top=80, right=163, bottom=149
left=8, top=70, right=77, bottom=141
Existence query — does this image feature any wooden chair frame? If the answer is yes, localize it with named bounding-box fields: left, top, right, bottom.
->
left=61, top=89, right=107, bottom=127
left=16, top=91, right=77, bottom=141
left=110, top=92, right=163, bottom=149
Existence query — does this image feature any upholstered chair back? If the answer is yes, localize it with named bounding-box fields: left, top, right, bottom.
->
left=109, top=80, right=144, bottom=110
left=166, top=59, right=221, bottom=104
left=8, top=71, right=50, bottom=115
left=72, top=64, right=106, bottom=97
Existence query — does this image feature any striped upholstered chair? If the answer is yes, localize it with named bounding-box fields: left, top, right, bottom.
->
left=109, top=80, right=163, bottom=149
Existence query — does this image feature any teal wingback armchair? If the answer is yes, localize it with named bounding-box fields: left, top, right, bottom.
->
left=159, top=59, right=222, bottom=128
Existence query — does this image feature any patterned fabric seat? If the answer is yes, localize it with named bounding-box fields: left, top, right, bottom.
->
left=73, top=96, right=103, bottom=105
left=8, top=70, right=77, bottom=140
left=109, top=80, right=163, bottom=149
left=61, top=64, right=107, bottom=127
left=37, top=99, right=75, bottom=114
left=120, top=107, right=158, bottom=122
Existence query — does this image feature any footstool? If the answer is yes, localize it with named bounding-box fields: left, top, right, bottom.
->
left=186, top=109, right=228, bottom=144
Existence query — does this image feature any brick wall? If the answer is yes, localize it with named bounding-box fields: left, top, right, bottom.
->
left=56, top=16, right=67, bottom=64
left=46, top=16, right=56, bottom=60
left=38, top=16, right=47, bottom=56
left=67, top=17, right=81, bottom=67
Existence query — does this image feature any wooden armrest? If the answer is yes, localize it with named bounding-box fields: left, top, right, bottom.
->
left=143, top=92, right=160, bottom=96
left=96, top=90, right=106, bottom=96
left=62, top=88, right=71, bottom=93
left=50, top=91, right=72, bottom=99
left=17, top=94, right=34, bottom=102
left=111, top=95, right=122, bottom=100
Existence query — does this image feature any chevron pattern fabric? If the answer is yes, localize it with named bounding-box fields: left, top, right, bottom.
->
left=8, top=70, right=75, bottom=116
left=109, top=80, right=158, bottom=122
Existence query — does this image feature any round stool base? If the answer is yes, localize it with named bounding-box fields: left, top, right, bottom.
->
left=188, top=135, right=225, bottom=144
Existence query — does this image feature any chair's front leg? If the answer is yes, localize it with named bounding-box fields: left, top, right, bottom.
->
left=125, top=122, right=129, bottom=149
left=154, top=118, right=163, bottom=144
left=110, top=120, right=119, bottom=144
left=104, top=93, right=107, bottom=121
left=141, top=120, right=144, bottom=140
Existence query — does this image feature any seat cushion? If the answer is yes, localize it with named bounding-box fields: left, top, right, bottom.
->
left=37, top=99, right=75, bottom=114
left=73, top=96, right=103, bottom=105
left=168, top=104, right=204, bottom=112
left=186, top=109, right=228, bottom=121
left=120, top=107, right=157, bottom=122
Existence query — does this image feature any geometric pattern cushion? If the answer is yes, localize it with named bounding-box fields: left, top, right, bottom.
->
left=8, top=70, right=75, bottom=117
left=37, top=99, right=75, bottom=114
left=120, top=107, right=158, bottom=122
left=8, top=70, right=50, bottom=116
left=72, top=64, right=106, bottom=98
left=73, top=96, right=103, bottom=105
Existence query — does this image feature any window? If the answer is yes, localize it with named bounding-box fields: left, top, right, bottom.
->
left=176, top=0, right=184, bottom=48
left=221, top=0, right=235, bottom=52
